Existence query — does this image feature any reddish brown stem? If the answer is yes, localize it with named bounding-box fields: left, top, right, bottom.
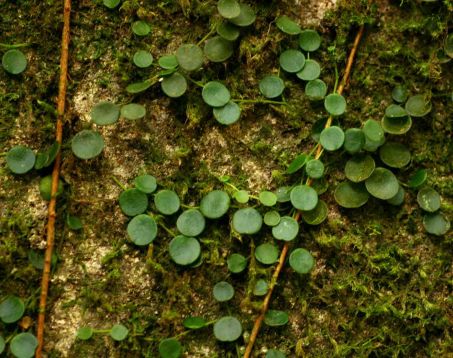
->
left=35, top=0, right=71, bottom=356
left=243, top=25, right=365, bottom=358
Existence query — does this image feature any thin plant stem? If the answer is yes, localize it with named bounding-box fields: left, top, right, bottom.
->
left=0, top=42, right=30, bottom=49
left=111, top=175, right=127, bottom=191
left=36, top=0, right=71, bottom=356
left=243, top=24, right=366, bottom=358
left=233, top=98, right=287, bottom=106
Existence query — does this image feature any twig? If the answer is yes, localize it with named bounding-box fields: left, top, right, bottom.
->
left=243, top=25, right=365, bottom=358
left=36, top=0, right=71, bottom=356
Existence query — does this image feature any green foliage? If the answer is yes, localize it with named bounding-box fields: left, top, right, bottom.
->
left=217, top=22, right=240, bottom=41
left=159, top=338, right=182, bottom=358
left=35, top=142, right=60, bottom=170
left=255, top=243, right=279, bottom=264
left=0, top=296, right=25, bottom=324
left=302, top=200, right=328, bottom=225
left=423, top=212, right=450, bottom=236
left=408, top=169, right=427, bottom=188
left=299, top=29, right=321, bottom=51
left=91, top=101, right=119, bottom=125
left=176, top=44, right=203, bottom=72
left=365, top=167, right=399, bottom=200
left=232, top=208, right=262, bottom=234
left=279, top=49, right=305, bottom=73
left=204, top=36, right=233, bottom=62
left=6, top=145, right=35, bottom=174
left=110, top=324, right=129, bottom=341
left=405, top=94, right=431, bottom=117
left=103, top=0, right=120, bottom=9
left=253, top=279, right=268, bottom=296
left=213, top=281, right=235, bottom=302
left=127, top=214, right=157, bottom=246
left=132, top=21, right=151, bottom=36
left=264, top=210, right=280, bottom=226
left=161, top=72, right=188, bottom=98
left=134, top=174, right=157, bottom=194
left=324, top=93, right=346, bottom=116
left=259, top=75, right=285, bottom=99
left=2, top=49, right=27, bottom=74
left=264, top=310, right=288, bottom=327
left=71, top=130, right=104, bottom=159
left=119, top=188, right=148, bottom=216
left=290, top=185, right=318, bottom=211
left=39, top=175, right=64, bottom=201
left=199, top=190, right=230, bottom=219
left=213, top=316, right=242, bottom=342
left=289, top=248, right=315, bottom=274
left=334, top=181, right=369, bottom=208
left=297, top=59, right=321, bottom=81
left=10, top=333, right=38, bottom=358
left=266, top=349, right=286, bottom=358
left=276, top=16, right=301, bottom=35
left=133, top=50, right=153, bottom=68
left=154, top=190, right=180, bottom=215
left=158, top=55, right=178, bottom=69
left=217, top=0, right=240, bottom=19
left=417, top=187, right=441, bottom=213
left=176, top=209, right=206, bottom=237
left=121, top=103, right=146, bottom=120
left=183, top=316, right=207, bottom=329
left=169, top=236, right=201, bottom=266
left=272, top=216, right=299, bottom=241
left=305, top=79, right=327, bottom=100
left=67, top=215, right=83, bottom=230
left=227, top=253, right=247, bottom=273
left=213, top=101, right=241, bottom=125
left=76, top=327, right=93, bottom=340
left=202, top=81, right=231, bottom=107
left=345, top=154, right=375, bottom=182
left=379, top=142, right=411, bottom=168
left=228, top=4, right=256, bottom=27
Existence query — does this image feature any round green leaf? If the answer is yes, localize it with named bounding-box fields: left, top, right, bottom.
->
left=6, top=145, right=35, bottom=174
left=169, top=236, right=201, bottom=266
left=0, top=296, right=25, bottom=323
left=286, top=153, right=309, bottom=174
left=365, top=167, right=399, bottom=200
left=10, top=333, right=38, bottom=358
left=229, top=4, right=256, bottom=27
left=302, top=200, right=328, bottom=225
left=176, top=44, right=203, bottom=72
left=76, top=327, right=93, bottom=340
left=159, top=338, right=182, bottom=358
left=121, top=103, right=146, bottom=120
left=408, top=169, right=427, bottom=189
left=264, top=310, right=288, bottom=327
left=255, top=243, right=279, bottom=264
left=264, top=210, right=281, bottom=226
left=161, top=72, right=187, bottom=98
left=200, top=190, right=230, bottom=219
left=213, top=281, right=235, bottom=302
left=363, top=119, right=384, bottom=142
left=279, top=49, right=305, bottom=73
left=119, top=188, right=148, bottom=216
left=132, top=21, right=151, bottom=36
left=290, top=185, right=318, bottom=211
left=103, top=0, right=120, bottom=9
left=133, top=50, right=153, bottom=68
left=276, top=16, right=301, bottom=35
left=232, top=208, right=263, bottom=234
left=417, top=187, right=441, bottom=213
left=134, top=174, right=157, bottom=194
left=213, top=101, right=241, bottom=125
left=127, top=214, right=157, bottom=246
left=381, top=115, right=412, bottom=135
left=259, top=191, right=277, bottom=207
left=266, top=349, right=286, bottom=358
left=110, top=324, right=129, bottom=341
left=299, top=29, right=321, bottom=52
left=345, top=154, right=375, bottom=183
left=296, top=59, right=321, bottom=81
left=311, top=177, right=329, bottom=195
left=2, top=49, right=27, bottom=74
left=126, top=80, right=153, bottom=94
left=405, top=94, right=431, bottom=117
left=227, top=253, right=247, bottom=273
left=343, top=128, right=365, bottom=154
left=305, top=79, right=327, bottom=100
left=289, top=248, right=314, bottom=274
left=324, top=94, right=346, bottom=116
left=217, top=22, right=240, bottom=41
left=385, top=104, right=407, bottom=118
left=320, top=126, right=344, bottom=151
left=177, top=209, right=206, bottom=237
left=213, top=316, right=242, bottom=342
left=272, top=216, right=299, bottom=241
left=363, top=135, right=385, bottom=153
left=67, top=215, right=83, bottom=230
left=154, top=190, right=180, bottom=215
left=35, top=142, right=60, bottom=170
left=202, top=81, right=231, bottom=107
left=445, top=33, right=453, bottom=58
left=0, top=335, right=5, bottom=354
left=183, top=316, right=207, bottom=329
left=159, top=55, right=178, bottom=69
left=392, top=85, right=408, bottom=103
left=275, top=186, right=291, bottom=203
left=379, top=142, right=411, bottom=168
left=217, top=0, right=241, bottom=19
left=71, top=130, right=104, bottom=159
left=253, top=279, right=268, bottom=296
left=234, top=190, right=249, bottom=203
left=305, top=159, right=324, bottom=179
left=334, top=181, right=369, bottom=208
left=423, top=212, right=450, bottom=236
left=312, top=117, right=340, bottom=142
left=259, top=75, right=285, bottom=99
left=39, top=175, right=64, bottom=201
left=91, top=101, right=119, bottom=125
left=204, top=36, right=234, bottom=62
left=386, top=186, right=405, bottom=206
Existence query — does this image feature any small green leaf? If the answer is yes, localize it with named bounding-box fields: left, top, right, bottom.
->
left=363, top=119, right=384, bottom=142
left=121, top=103, right=146, bottom=120
left=289, top=248, right=314, bottom=274
left=345, top=154, right=375, bottom=183
left=213, top=316, right=242, bottom=342
left=176, top=44, right=203, bottom=72
left=158, top=55, right=178, bottom=69
left=259, top=75, right=285, bottom=99
left=10, top=333, right=38, bottom=358
left=272, top=216, right=299, bottom=241
left=67, top=215, right=83, bottom=230
left=379, top=142, right=411, bottom=168
left=405, top=94, right=431, bottom=117
left=287, top=153, right=309, bottom=174
left=343, top=128, right=365, bottom=154
left=2, top=49, right=27, bottom=74
left=320, top=126, right=345, bottom=151
left=305, top=159, right=324, bottom=179
left=408, top=169, right=427, bottom=188
left=127, top=214, right=157, bottom=246
left=161, top=72, right=187, bottom=98
left=110, top=324, right=129, bottom=341
left=299, top=30, right=321, bottom=52
left=169, top=236, right=201, bottom=266
left=234, top=190, right=249, bottom=203
left=227, top=253, right=247, bottom=273
left=217, top=22, right=240, bottom=41
left=133, top=50, right=153, bottom=68
left=391, top=85, right=408, bottom=103
left=204, top=36, right=234, bottom=62
left=305, top=79, right=327, bottom=100
left=266, top=349, right=287, bottom=358
left=264, top=310, right=289, bottom=327
left=296, top=59, right=321, bottom=81
left=259, top=191, right=277, bottom=207
left=385, top=104, right=407, bottom=118
left=91, top=101, right=119, bottom=125
left=334, top=181, right=369, bottom=208
left=423, top=212, right=450, bottom=236
left=232, top=208, right=262, bottom=234
left=132, top=21, right=151, bottom=36
left=255, top=243, right=279, bottom=264
left=365, top=167, right=399, bottom=200
left=213, top=101, right=241, bottom=125
left=119, top=188, right=148, bottom=216
left=71, top=130, right=104, bottom=159
left=229, top=4, right=256, bottom=27
left=386, top=186, right=405, bottom=206
left=159, top=338, right=182, bottom=358
left=154, top=190, right=180, bottom=215
left=202, top=81, right=231, bottom=107
left=264, top=210, right=281, bottom=226
left=126, top=80, right=153, bottom=94
left=39, top=175, right=64, bottom=201
left=200, top=190, right=230, bottom=219
left=279, top=49, right=305, bottom=73
left=0, top=296, right=25, bottom=323
left=177, top=209, right=206, bottom=237
left=134, top=174, right=157, bottom=194
left=213, top=281, right=235, bottom=302
left=183, top=316, right=207, bottom=329
left=324, top=93, right=346, bottom=116
left=253, top=279, right=269, bottom=296
left=417, top=187, right=441, bottom=213
left=217, top=0, right=241, bottom=19
left=302, top=200, right=328, bottom=225
left=290, top=185, right=318, bottom=211
left=76, top=327, right=93, bottom=340
left=6, top=145, right=35, bottom=174
left=276, top=16, right=301, bottom=35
